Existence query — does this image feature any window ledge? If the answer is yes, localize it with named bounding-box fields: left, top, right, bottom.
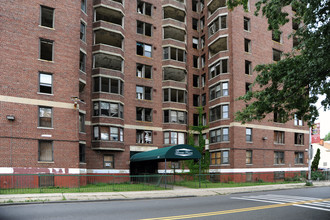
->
left=246, top=164, right=253, bottom=165
left=246, top=141, right=253, bottom=143
left=79, top=162, right=87, bottom=165
left=38, top=59, right=54, bottom=63
left=38, top=161, right=54, bottom=164
left=274, top=143, right=285, bottom=145
left=273, top=164, right=285, bottom=165
left=37, top=92, right=54, bottom=96
left=294, top=144, right=305, bottom=146
left=37, top=127, right=54, bottom=130
left=79, top=70, right=87, bottom=75
left=38, top=25, right=55, bottom=30
left=79, top=132, right=87, bottom=134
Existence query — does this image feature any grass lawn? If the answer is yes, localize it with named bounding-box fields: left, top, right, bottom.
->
left=0, top=182, right=167, bottom=194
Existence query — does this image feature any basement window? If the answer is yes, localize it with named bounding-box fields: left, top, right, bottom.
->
left=40, top=6, right=54, bottom=28
left=39, top=39, right=53, bottom=61
left=39, top=72, right=52, bottom=94
left=104, top=155, right=114, bottom=168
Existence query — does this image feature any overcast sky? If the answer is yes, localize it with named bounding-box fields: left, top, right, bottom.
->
left=315, top=95, right=330, bottom=138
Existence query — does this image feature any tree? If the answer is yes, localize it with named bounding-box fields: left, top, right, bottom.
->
left=227, top=0, right=330, bottom=125
left=324, top=132, right=330, bottom=141
left=186, top=107, right=209, bottom=174
left=311, top=148, right=320, bottom=171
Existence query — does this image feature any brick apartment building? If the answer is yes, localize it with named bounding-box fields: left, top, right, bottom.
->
left=0, top=0, right=309, bottom=181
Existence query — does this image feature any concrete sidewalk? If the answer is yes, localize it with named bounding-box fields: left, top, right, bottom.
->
left=1, top=181, right=330, bottom=205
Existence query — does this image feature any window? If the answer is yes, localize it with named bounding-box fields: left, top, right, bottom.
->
left=244, top=38, right=251, bottom=53
left=193, top=114, right=199, bottom=126
left=164, top=131, right=185, bottom=145
left=200, top=94, right=206, bottom=106
left=245, top=83, right=252, bottom=94
left=40, top=6, right=54, bottom=28
left=295, top=133, right=304, bottom=145
left=137, top=0, right=152, bottom=16
left=79, top=143, right=85, bottom=163
left=274, top=151, right=284, bottom=164
left=79, top=113, right=85, bottom=132
left=192, top=18, right=198, bottom=30
left=193, top=75, right=199, bottom=87
left=93, top=77, right=124, bottom=95
left=104, top=155, right=114, bottom=168
left=245, top=60, right=252, bottom=75
left=136, top=130, right=152, bottom=144
left=163, top=88, right=187, bottom=103
left=244, top=17, right=250, bottom=31
left=209, top=59, right=228, bottom=79
left=39, top=106, right=52, bottom=128
left=208, top=15, right=227, bottom=37
left=294, top=114, right=303, bottom=126
left=136, top=85, right=152, bottom=100
left=136, top=63, right=152, bottom=79
left=274, top=131, right=285, bottom=144
left=163, top=47, right=186, bottom=62
left=163, top=110, right=187, bottom=124
left=201, top=54, right=205, bottom=68
left=274, top=111, right=284, bottom=123
left=295, top=152, right=304, bottom=164
left=38, top=140, right=53, bottom=162
left=136, top=107, right=152, bottom=122
left=79, top=51, right=86, bottom=72
left=209, top=104, right=229, bottom=122
left=246, top=150, right=252, bottom=164
left=137, top=20, right=152, bottom=36
left=200, top=16, right=205, bottom=29
left=273, top=49, right=282, bottom=61
left=272, top=30, right=282, bottom=43
left=209, top=127, right=229, bottom=143
left=201, top=35, right=205, bottom=48
left=39, top=73, right=52, bottom=94
left=209, top=82, right=228, bottom=100
left=193, top=94, right=200, bottom=106
left=39, top=39, right=53, bottom=61
left=193, top=37, right=199, bottom=49
left=94, top=126, right=123, bottom=141
left=81, top=0, right=86, bottom=13
left=192, top=0, right=198, bottom=12
left=193, top=55, right=199, bottom=68
left=136, top=42, right=152, bottom=57
left=80, top=22, right=86, bottom=42
left=201, top=74, right=205, bottom=87
left=93, top=101, right=124, bottom=118
left=246, top=128, right=252, bottom=142
left=210, top=150, right=229, bottom=165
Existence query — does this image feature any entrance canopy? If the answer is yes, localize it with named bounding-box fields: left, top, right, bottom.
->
left=130, top=144, right=201, bottom=162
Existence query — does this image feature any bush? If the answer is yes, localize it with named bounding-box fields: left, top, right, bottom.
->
left=311, top=171, right=325, bottom=181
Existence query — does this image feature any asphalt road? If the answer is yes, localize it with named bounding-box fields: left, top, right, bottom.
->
left=0, top=187, right=329, bottom=220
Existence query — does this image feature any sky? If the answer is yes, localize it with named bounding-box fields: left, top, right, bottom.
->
left=315, top=95, right=330, bottom=139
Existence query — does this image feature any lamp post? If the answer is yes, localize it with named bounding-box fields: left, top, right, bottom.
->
left=307, top=125, right=313, bottom=185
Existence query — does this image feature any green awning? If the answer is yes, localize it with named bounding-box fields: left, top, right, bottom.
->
left=130, top=144, right=201, bottom=162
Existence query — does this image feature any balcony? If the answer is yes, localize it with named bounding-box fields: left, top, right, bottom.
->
left=207, top=0, right=226, bottom=17
left=208, top=36, right=228, bottom=58
left=163, top=67, right=186, bottom=83
left=163, top=6, right=185, bottom=23
left=93, top=53, right=123, bottom=72
left=94, top=6, right=124, bottom=27
left=163, top=26, right=186, bottom=43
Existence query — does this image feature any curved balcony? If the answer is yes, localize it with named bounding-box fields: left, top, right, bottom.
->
left=163, top=26, right=186, bottom=44
left=92, top=68, right=124, bottom=78
left=91, top=141, right=125, bottom=151
left=162, top=0, right=185, bottom=11
left=93, top=0, right=124, bottom=11
left=162, top=66, right=187, bottom=85
left=93, top=53, right=124, bottom=73
left=93, top=20, right=125, bottom=36
left=207, top=0, right=227, bottom=18
left=93, top=44, right=124, bottom=58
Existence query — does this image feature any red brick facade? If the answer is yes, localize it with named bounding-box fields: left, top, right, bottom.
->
left=0, top=0, right=308, bottom=180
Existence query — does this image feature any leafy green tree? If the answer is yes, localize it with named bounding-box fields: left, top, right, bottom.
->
left=186, top=107, right=209, bottom=174
left=324, top=132, right=330, bottom=141
left=311, top=148, right=320, bottom=171
left=227, top=0, right=330, bottom=125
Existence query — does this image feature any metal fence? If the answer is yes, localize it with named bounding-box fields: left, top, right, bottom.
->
left=0, top=171, right=314, bottom=194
